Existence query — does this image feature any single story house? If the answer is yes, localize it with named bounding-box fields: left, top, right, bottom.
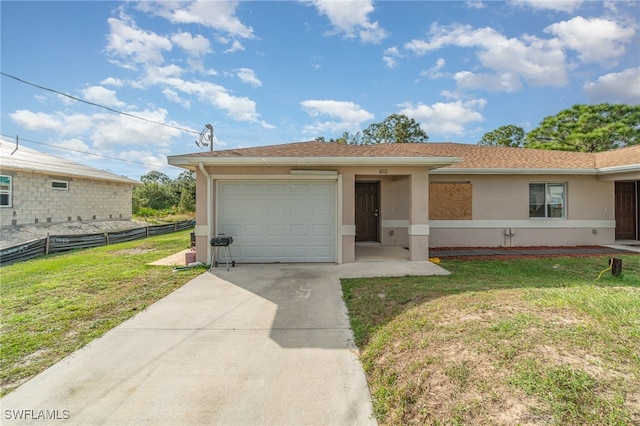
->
left=0, top=141, right=139, bottom=227
left=167, top=141, right=640, bottom=264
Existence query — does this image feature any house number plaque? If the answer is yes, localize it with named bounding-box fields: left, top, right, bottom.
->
left=379, top=168, right=388, bottom=175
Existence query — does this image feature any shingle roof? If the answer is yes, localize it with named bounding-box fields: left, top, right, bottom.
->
left=594, top=144, right=640, bottom=169
left=173, top=140, right=619, bottom=171
left=0, top=141, right=139, bottom=185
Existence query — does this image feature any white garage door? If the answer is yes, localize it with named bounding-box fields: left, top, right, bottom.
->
left=217, top=181, right=336, bottom=263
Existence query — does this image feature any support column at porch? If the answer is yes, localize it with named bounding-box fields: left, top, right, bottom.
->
left=341, top=171, right=356, bottom=263
left=409, top=170, right=429, bottom=261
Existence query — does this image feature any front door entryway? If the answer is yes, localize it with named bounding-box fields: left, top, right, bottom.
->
left=615, top=181, right=638, bottom=240
left=355, top=182, right=379, bottom=242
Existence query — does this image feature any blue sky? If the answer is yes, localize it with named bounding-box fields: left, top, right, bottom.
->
left=1, top=1, right=639, bottom=180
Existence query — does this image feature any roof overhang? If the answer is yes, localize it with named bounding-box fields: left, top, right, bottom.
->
left=167, top=155, right=463, bottom=170
left=596, top=164, right=640, bottom=175
left=0, top=165, right=140, bottom=185
left=431, top=168, right=599, bottom=175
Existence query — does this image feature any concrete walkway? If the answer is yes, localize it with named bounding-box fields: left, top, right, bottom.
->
left=1, top=261, right=448, bottom=426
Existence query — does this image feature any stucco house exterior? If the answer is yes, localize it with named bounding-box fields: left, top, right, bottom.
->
left=168, top=141, right=640, bottom=264
left=0, top=142, right=138, bottom=228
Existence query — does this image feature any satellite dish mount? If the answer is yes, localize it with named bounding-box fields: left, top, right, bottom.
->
left=195, top=124, right=214, bottom=151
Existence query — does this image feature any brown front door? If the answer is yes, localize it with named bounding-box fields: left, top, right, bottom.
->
left=615, top=181, right=637, bottom=240
left=355, top=182, right=379, bottom=242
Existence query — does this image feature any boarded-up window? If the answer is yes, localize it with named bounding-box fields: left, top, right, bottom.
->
left=429, top=182, right=472, bottom=220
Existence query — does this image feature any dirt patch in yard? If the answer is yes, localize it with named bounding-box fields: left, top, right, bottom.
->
left=0, top=220, right=149, bottom=249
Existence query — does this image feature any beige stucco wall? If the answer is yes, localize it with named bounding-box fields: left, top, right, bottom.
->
left=191, top=164, right=618, bottom=262
left=192, top=164, right=432, bottom=263
left=0, top=170, right=133, bottom=227
left=428, top=173, right=615, bottom=247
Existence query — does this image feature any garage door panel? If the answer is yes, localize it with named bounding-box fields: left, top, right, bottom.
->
left=290, top=204, right=310, bottom=215
left=313, top=224, right=332, bottom=236
left=217, top=181, right=336, bottom=263
left=290, top=224, right=310, bottom=236
left=266, top=224, right=287, bottom=236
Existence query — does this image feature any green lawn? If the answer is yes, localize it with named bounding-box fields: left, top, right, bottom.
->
left=342, top=255, right=640, bottom=425
left=0, top=229, right=205, bottom=396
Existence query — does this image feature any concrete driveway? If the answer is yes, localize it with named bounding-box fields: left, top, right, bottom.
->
left=1, top=261, right=448, bottom=425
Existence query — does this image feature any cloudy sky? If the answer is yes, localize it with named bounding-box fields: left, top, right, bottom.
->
left=1, top=0, right=639, bottom=180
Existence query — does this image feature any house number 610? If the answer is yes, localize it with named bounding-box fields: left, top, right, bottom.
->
left=379, top=168, right=388, bottom=174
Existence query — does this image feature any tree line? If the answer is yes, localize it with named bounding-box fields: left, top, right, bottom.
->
left=318, top=103, right=639, bottom=153
left=133, top=170, right=195, bottom=216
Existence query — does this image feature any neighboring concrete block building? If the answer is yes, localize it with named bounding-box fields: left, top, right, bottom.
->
left=0, top=142, right=138, bottom=227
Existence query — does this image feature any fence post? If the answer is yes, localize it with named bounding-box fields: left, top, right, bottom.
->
left=105, top=232, right=110, bottom=245
left=45, top=233, right=50, bottom=255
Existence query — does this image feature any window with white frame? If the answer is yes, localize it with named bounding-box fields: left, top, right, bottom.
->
left=0, top=175, right=12, bottom=207
left=52, top=180, right=69, bottom=190
left=529, top=183, right=566, bottom=218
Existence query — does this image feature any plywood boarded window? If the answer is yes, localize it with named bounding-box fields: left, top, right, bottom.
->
left=429, top=182, right=472, bottom=220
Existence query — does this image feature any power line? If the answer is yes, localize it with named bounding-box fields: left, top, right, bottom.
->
left=0, top=134, right=176, bottom=169
left=0, top=71, right=200, bottom=135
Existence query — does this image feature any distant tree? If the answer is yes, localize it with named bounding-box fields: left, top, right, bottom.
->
left=133, top=170, right=196, bottom=214
left=314, top=136, right=325, bottom=141
left=361, top=114, right=428, bottom=144
left=333, top=131, right=363, bottom=145
left=140, top=170, right=172, bottom=185
left=525, top=104, right=640, bottom=152
left=478, top=125, right=525, bottom=147
left=133, top=182, right=176, bottom=211
left=173, top=171, right=196, bottom=212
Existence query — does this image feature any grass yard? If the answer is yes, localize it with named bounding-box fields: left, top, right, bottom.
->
left=342, top=254, right=640, bottom=425
left=0, top=229, right=205, bottom=397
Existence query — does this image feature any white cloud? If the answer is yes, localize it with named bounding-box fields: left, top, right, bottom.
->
left=511, top=0, right=584, bottom=13
left=106, top=13, right=172, bottom=66
left=545, top=16, right=635, bottom=64
left=301, top=100, right=374, bottom=121
left=399, top=99, right=486, bottom=137
left=100, top=77, right=124, bottom=87
left=136, top=0, right=254, bottom=39
left=405, top=23, right=567, bottom=90
left=81, top=86, right=127, bottom=108
left=90, top=109, right=180, bottom=149
left=421, top=58, right=447, bottom=79
left=383, top=46, right=401, bottom=69
left=583, top=67, right=640, bottom=104
left=11, top=110, right=79, bottom=133
left=171, top=31, right=211, bottom=57
left=465, top=0, right=485, bottom=9
left=235, top=68, right=262, bottom=87
left=56, top=138, right=90, bottom=151
left=454, top=71, right=522, bottom=92
left=300, top=99, right=374, bottom=135
left=225, top=40, right=245, bottom=53
left=310, top=0, right=388, bottom=44
left=162, top=88, right=191, bottom=108
left=10, top=108, right=182, bottom=151
left=119, top=149, right=167, bottom=170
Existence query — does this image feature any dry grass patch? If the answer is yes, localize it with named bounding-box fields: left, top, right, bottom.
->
left=343, top=256, right=640, bottom=425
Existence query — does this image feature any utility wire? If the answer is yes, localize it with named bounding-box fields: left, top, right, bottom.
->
left=0, top=134, right=173, bottom=169
left=0, top=72, right=200, bottom=135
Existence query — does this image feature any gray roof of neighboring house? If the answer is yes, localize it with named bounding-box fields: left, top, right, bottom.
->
left=0, top=141, right=139, bottom=185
